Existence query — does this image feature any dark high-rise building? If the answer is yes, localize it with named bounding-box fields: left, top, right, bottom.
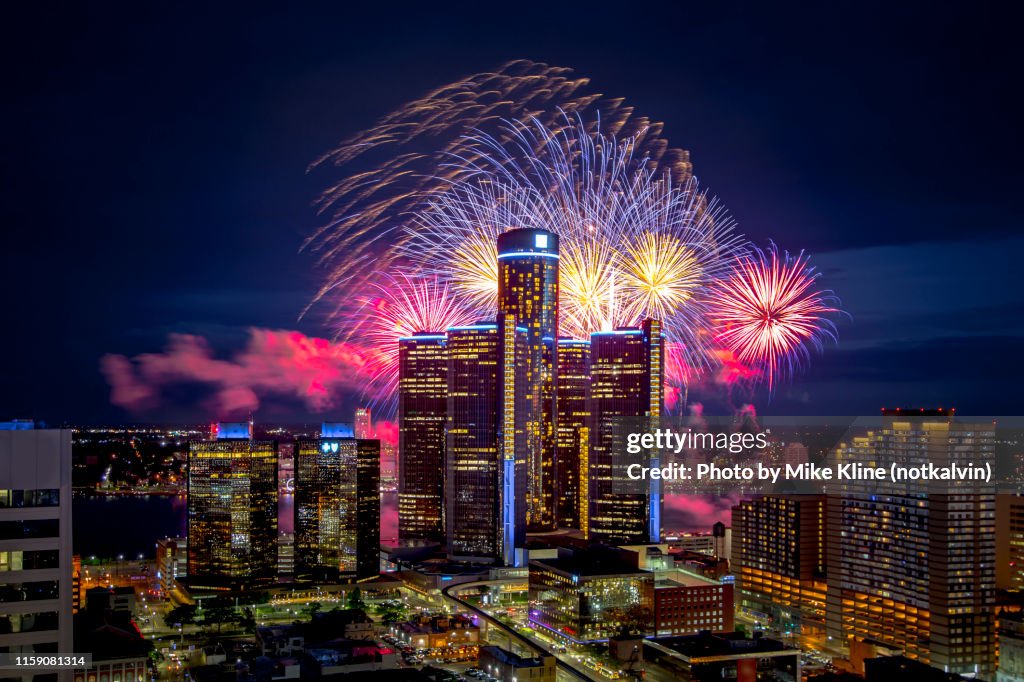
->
left=497, top=227, right=559, bottom=531
left=445, top=315, right=529, bottom=566
left=187, top=422, right=278, bottom=586
left=294, top=423, right=380, bottom=581
left=825, top=411, right=996, bottom=676
left=555, top=337, right=590, bottom=529
left=587, top=320, right=663, bottom=544
left=398, top=333, right=447, bottom=542
left=731, top=495, right=827, bottom=632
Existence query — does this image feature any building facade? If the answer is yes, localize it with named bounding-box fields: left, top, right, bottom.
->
left=731, top=495, right=827, bottom=631
left=445, top=316, right=529, bottom=566
left=354, top=407, right=373, bottom=440
left=997, top=494, right=1024, bottom=591
left=0, top=425, right=74, bottom=666
left=497, top=228, right=559, bottom=532
left=653, top=569, right=734, bottom=637
left=555, top=338, right=590, bottom=530
left=824, top=411, right=996, bottom=676
left=398, top=333, right=447, bottom=542
left=529, top=546, right=654, bottom=643
left=187, top=422, right=278, bottom=587
left=294, top=424, right=380, bottom=581
left=155, top=536, right=187, bottom=596
left=587, top=320, right=663, bottom=544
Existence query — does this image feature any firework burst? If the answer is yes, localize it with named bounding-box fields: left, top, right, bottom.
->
left=307, top=60, right=693, bottom=319
left=407, top=114, right=745, bottom=376
left=710, top=243, right=841, bottom=389
left=356, top=273, right=477, bottom=412
left=308, top=64, right=843, bottom=414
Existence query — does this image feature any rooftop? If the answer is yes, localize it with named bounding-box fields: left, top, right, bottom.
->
left=531, top=545, right=647, bottom=577
left=650, top=632, right=796, bottom=659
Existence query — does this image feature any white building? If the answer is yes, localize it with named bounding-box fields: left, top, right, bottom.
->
left=0, top=424, right=74, bottom=677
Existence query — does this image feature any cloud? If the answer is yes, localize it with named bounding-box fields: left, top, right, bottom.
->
left=101, top=328, right=380, bottom=416
left=663, top=494, right=739, bottom=530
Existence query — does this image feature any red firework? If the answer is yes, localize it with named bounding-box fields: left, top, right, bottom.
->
left=711, top=243, right=840, bottom=389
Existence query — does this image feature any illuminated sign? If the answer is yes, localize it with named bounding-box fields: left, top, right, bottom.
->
left=535, top=233, right=548, bottom=249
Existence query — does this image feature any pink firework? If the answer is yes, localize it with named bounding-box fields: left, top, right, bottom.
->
left=711, top=244, right=840, bottom=389
left=354, top=272, right=478, bottom=413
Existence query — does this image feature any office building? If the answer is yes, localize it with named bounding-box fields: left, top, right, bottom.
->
left=497, top=227, right=559, bottom=531
left=445, top=316, right=529, bottom=566
left=731, top=495, right=827, bottom=631
left=355, top=407, right=373, bottom=440
left=644, top=632, right=800, bottom=682
left=529, top=546, right=654, bottom=643
left=478, top=646, right=556, bottom=682
left=555, top=337, right=590, bottom=529
left=187, top=422, right=278, bottom=587
left=587, top=320, right=664, bottom=544
left=997, top=494, right=1024, bottom=591
left=783, top=441, right=809, bottom=468
left=398, top=332, right=447, bottom=542
left=825, top=410, right=996, bottom=676
left=155, top=536, right=187, bottom=596
left=653, top=569, right=734, bottom=637
left=0, top=424, right=73, bottom=661
left=295, top=424, right=380, bottom=581
left=998, top=612, right=1024, bottom=682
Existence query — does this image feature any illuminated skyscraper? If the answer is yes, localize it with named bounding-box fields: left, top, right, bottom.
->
left=555, top=337, right=590, bottom=529
left=187, top=422, right=278, bottom=586
left=354, top=407, right=373, bottom=439
left=398, top=333, right=447, bottom=541
left=497, top=227, right=559, bottom=531
left=825, top=410, right=995, bottom=676
left=731, top=495, right=827, bottom=632
left=587, top=319, right=663, bottom=544
left=445, top=315, right=529, bottom=566
left=997, top=494, right=1024, bottom=591
left=294, top=423, right=380, bottom=581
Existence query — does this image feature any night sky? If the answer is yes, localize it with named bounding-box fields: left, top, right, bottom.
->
left=2, top=2, right=1021, bottom=424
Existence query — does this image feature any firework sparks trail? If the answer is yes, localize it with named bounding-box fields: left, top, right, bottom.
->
left=407, top=114, right=746, bottom=376
left=307, top=59, right=692, bottom=317
left=356, top=272, right=478, bottom=414
left=710, top=243, right=841, bottom=389
left=308, top=62, right=842, bottom=414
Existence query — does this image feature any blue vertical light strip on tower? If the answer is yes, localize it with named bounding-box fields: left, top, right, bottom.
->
left=503, top=457, right=517, bottom=567
left=649, top=454, right=661, bottom=543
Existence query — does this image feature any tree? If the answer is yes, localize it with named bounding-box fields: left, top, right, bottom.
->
left=304, top=601, right=323, bottom=619
left=163, top=604, right=196, bottom=629
left=346, top=587, right=366, bottom=610
left=374, top=601, right=407, bottom=625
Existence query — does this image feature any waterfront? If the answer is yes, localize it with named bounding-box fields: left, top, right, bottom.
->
left=72, top=489, right=715, bottom=560
left=73, top=491, right=402, bottom=559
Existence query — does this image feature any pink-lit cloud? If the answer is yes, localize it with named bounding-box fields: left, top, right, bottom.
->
left=373, top=419, right=398, bottom=446
left=101, top=328, right=381, bottom=416
left=663, top=493, right=739, bottom=531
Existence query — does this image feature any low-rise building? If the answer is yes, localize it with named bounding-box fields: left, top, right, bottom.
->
left=256, top=609, right=376, bottom=656
left=529, top=545, right=654, bottom=643
left=478, top=646, right=555, bottom=682
left=73, top=610, right=152, bottom=682
left=304, top=640, right=399, bottom=676
left=653, top=569, right=734, bottom=636
left=644, top=632, right=800, bottom=682
left=155, top=536, right=187, bottom=596
left=391, top=613, right=479, bottom=650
